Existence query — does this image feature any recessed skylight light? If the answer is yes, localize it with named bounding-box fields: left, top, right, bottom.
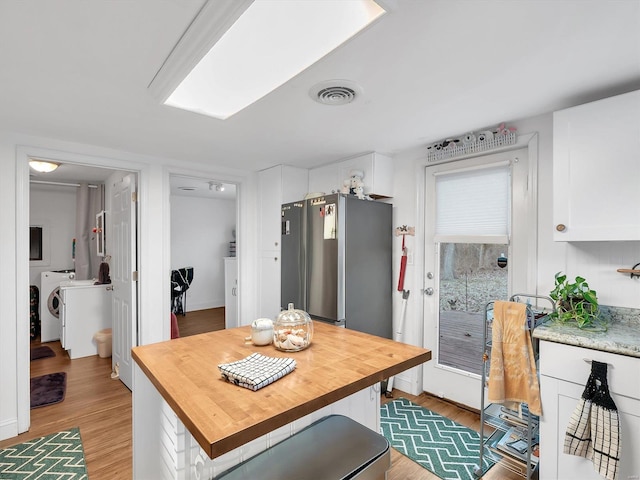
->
left=164, top=0, right=386, bottom=120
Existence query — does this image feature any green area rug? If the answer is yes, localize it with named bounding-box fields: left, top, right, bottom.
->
left=0, top=427, right=88, bottom=479
left=380, top=398, right=496, bottom=480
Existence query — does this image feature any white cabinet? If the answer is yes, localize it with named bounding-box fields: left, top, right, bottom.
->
left=553, top=90, right=640, bottom=241
left=339, top=152, right=394, bottom=198
left=539, top=341, right=640, bottom=479
left=257, top=165, right=308, bottom=319
left=258, top=165, right=308, bottom=251
left=60, top=284, right=112, bottom=359
left=258, top=251, right=281, bottom=321
left=224, top=257, right=238, bottom=329
left=309, top=152, right=394, bottom=199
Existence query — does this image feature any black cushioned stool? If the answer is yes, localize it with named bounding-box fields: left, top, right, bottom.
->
left=214, top=415, right=390, bottom=480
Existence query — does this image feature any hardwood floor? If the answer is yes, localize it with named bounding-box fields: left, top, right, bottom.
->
left=2, top=334, right=520, bottom=479
left=0, top=340, right=132, bottom=479
left=177, top=307, right=225, bottom=337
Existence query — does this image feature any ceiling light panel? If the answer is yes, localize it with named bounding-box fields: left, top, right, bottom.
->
left=165, top=0, right=385, bottom=120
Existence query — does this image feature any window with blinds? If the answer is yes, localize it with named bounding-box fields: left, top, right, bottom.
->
left=434, top=164, right=510, bottom=243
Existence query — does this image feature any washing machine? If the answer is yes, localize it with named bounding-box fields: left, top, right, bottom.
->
left=40, top=270, right=75, bottom=342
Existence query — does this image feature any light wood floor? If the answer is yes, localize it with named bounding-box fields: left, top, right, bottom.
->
left=0, top=340, right=132, bottom=479
left=2, top=318, right=521, bottom=479
left=177, top=306, right=225, bottom=337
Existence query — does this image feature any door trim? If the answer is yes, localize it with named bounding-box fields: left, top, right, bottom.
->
left=15, top=145, right=145, bottom=434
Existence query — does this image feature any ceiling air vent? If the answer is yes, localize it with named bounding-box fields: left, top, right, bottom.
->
left=309, top=80, right=362, bottom=106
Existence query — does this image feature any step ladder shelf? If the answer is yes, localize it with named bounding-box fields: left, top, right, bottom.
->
left=474, top=294, right=555, bottom=480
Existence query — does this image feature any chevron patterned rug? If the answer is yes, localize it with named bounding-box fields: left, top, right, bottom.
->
left=380, top=398, right=496, bottom=480
left=0, top=427, right=88, bottom=479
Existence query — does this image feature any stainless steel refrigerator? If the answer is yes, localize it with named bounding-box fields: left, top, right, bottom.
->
left=281, top=194, right=392, bottom=339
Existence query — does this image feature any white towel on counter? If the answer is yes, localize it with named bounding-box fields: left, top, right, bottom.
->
left=564, top=360, right=620, bottom=480
left=218, top=353, right=296, bottom=391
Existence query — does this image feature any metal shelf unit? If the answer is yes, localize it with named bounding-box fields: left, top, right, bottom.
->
left=475, top=294, right=555, bottom=479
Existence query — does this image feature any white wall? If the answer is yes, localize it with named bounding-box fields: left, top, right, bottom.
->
left=29, top=184, right=77, bottom=286
left=385, top=112, right=640, bottom=396
left=517, top=113, right=640, bottom=307
left=0, top=130, right=252, bottom=441
left=170, top=195, right=236, bottom=311
left=0, top=132, right=20, bottom=440
left=2, top=110, right=638, bottom=442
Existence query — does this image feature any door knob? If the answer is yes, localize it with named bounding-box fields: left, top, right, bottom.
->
left=424, top=287, right=434, bottom=296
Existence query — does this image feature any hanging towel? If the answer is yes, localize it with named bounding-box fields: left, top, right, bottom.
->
left=564, top=360, right=620, bottom=480
left=487, top=301, right=542, bottom=416
left=94, top=261, right=111, bottom=285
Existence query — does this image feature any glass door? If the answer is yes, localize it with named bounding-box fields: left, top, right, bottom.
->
left=422, top=147, right=531, bottom=408
left=438, top=242, right=508, bottom=376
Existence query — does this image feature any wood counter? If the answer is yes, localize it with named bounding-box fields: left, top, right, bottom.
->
left=132, top=321, right=430, bottom=459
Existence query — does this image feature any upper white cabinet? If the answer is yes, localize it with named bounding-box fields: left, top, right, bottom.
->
left=258, top=165, right=308, bottom=251
left=553, top=90, right=640, bottom=241
left=309, top=152, right=394, bottom=198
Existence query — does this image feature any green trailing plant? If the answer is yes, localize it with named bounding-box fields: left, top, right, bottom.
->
left=549, top=272, right=606, bottom=330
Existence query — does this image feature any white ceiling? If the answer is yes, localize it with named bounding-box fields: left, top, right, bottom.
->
left=2, top=0, right=640, bottom=175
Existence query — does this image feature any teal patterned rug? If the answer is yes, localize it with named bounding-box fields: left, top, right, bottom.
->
left=0, top=427, right=88, bottom=479
left=380, top=398, right=495, bottom=480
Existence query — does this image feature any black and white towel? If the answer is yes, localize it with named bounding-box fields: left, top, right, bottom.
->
left=564, top=360, right=620, bottom=480
left=218, top=353, right=296, bottom=391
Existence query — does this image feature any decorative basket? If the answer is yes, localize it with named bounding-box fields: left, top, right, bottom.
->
left=427, top=131, right=517, bottom=163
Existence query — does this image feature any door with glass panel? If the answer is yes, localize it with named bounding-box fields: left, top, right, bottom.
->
left=422, top=148, right=530, bottom=408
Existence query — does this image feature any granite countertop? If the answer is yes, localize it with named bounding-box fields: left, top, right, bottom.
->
left=532, top=306, right=640, bottom=358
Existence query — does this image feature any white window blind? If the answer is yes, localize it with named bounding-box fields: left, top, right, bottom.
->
left=435, top=164, right=510, bottom=240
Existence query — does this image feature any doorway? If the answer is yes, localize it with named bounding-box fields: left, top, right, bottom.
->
left=169, top=175, right=238, bottom=337
left=18, top=149, right=140, bottom=433
left=422, top=144, right=537, bottom=409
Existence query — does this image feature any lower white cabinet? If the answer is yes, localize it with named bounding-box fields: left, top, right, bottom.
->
left=60, top=283, right=112, bottom=359
left=539, top=341, right=640, bottom=479
left=224, top=257, right=238, bottom=329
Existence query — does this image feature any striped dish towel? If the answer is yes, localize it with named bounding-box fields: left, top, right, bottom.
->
left=218, top=353, right=296, bottom=391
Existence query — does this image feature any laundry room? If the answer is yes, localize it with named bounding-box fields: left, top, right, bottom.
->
left=29, top=162, right=119, bottom=359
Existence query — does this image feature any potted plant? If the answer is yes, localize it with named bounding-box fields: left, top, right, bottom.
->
left=549, top=272, right=606, bottom=330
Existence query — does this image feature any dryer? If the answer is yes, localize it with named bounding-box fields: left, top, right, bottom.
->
left=40, top=270, right=75, bottom=342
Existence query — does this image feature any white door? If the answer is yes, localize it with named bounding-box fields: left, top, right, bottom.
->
left=422, top=148, right=532, bottom=408
left=109, top=173, right=137, bottom=390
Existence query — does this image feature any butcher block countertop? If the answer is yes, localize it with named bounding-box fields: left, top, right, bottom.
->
left=132, top=321, right=431, bottom=459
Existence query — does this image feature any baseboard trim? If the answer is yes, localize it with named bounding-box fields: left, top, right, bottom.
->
left=0, top=418, right=18, bottom=442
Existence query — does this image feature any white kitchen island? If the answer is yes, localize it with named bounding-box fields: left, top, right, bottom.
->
left=132, top=321, right=431, bottom=479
